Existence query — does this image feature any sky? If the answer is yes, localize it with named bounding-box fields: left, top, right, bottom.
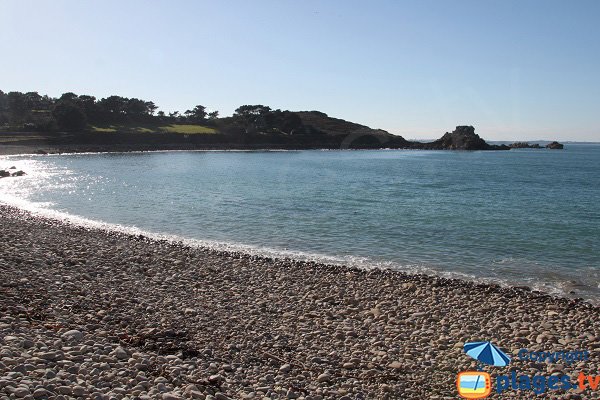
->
left=1, top=0, right=599, bottom=141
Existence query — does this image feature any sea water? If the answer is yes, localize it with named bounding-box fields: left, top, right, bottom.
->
left=1, top=146, right=599, bottom=301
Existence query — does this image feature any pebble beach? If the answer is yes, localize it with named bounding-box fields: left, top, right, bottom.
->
left=1, top=204, right=599, bottom=399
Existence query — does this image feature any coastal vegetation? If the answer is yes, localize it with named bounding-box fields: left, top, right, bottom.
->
left=0, top=90, right=215, bottom=133
left=90, top=124, right=217, bottom=135
left=0, top=90, right=562, bottom=153
left=0, top=90, right=324, bottom=136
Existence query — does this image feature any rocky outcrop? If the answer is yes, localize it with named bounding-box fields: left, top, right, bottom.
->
left=546, top=141, right=564, bottom=149
left=418, top=126, right=506, bottom=150
left=508, top=141, right=564, bottom=150
left=0, top=169, right=26, bottom=178
left=509, top=142, right=542, bottom=149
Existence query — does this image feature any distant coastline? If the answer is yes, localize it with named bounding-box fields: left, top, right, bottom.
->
left=0, top=125, right=568, bottom=156
left=1, top=90, right=565, bottom=155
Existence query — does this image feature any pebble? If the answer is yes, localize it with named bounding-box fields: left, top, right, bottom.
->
left=32, top=388, right=49, bottom=398
left=61, top=329, right=84, bottom=342
left=163, top=394, right=183, bottom=400
left=13, top=387, right=30, bottom=398
left=279, top=363, right=292, bottom=374
left=0, top=204, right=598, bottom=399
left=112, top=346, right=129, bottom=360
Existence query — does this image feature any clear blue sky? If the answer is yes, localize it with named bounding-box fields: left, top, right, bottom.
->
left=1, top=0, right=599, bottom=141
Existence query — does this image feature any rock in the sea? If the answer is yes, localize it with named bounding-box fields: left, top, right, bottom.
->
left=430, top=126, right=492, bottom=150
left=0, top=169, right=26, bottom=177
left=546, top=141, right=564, bottom=149
left=508, top=142, right=542, bottom=149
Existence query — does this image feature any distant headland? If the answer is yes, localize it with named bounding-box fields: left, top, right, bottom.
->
left=0, top=90, right=562, bottom=154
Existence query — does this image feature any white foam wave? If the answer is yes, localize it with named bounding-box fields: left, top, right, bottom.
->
left=0, top=192, right=597, bottom=304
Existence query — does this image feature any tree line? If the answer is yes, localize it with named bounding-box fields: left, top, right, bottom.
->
left=0, top=90, right=323, bottom=135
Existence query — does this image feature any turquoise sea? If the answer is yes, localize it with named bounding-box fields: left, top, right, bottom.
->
left=1, top=145, right=599, bottom=301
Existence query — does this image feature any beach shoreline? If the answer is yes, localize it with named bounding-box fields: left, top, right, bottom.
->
left=1, top=204, right=599, bottom=399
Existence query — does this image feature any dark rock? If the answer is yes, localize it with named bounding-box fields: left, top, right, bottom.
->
left=0, top=170, right=10, bottom=178
left=546, top=141, right=564, bottom=149
left=11, top=170, right=26, bottom=177
left=509, top=142, right=542, bottom=149
left=424, top=126, right=494, bottom=150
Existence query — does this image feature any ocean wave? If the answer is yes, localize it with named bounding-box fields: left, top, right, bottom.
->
left=1, top=192, right=597, bottom=304
left=2, top=150, right=599, bottom=304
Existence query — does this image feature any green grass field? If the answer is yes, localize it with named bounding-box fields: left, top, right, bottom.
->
left=90, top=124, right=217, bottom=134
left=159, top=124, right=216, bottom=134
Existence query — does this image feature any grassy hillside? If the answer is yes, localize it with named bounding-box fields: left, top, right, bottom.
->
left=90, top=124, right=217, bottom=134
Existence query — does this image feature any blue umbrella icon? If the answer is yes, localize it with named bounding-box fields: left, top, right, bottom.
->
left=464, top=341, right=511, bottom=368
